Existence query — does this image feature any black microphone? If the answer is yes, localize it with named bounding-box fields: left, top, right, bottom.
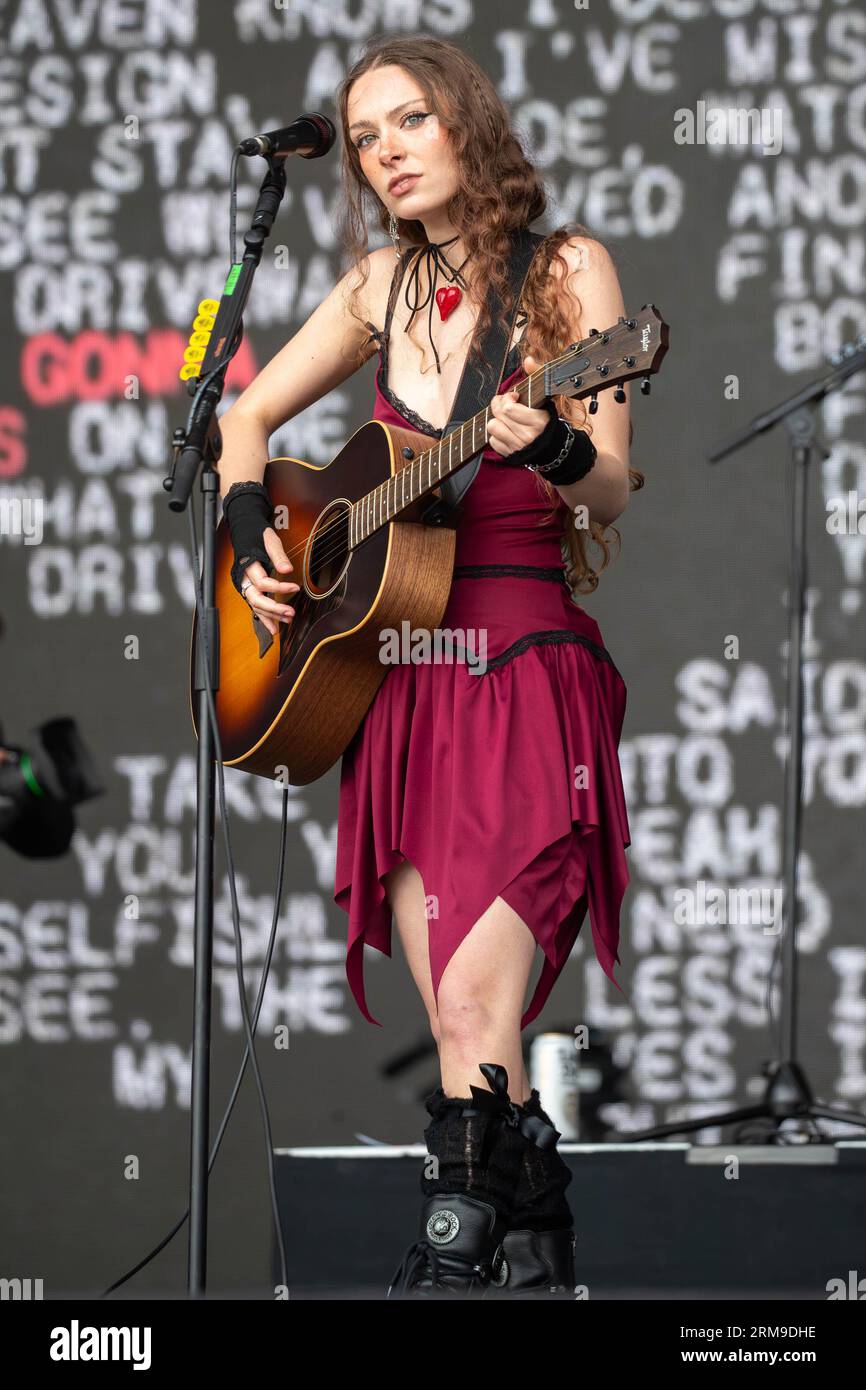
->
left=237, top=113, right=336, bottom=159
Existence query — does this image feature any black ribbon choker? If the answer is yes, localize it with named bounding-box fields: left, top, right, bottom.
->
left=402, top=233, right=470, bottom=375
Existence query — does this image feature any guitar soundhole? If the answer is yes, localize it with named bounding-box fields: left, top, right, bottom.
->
left=305, top=499, right=351, bottom=597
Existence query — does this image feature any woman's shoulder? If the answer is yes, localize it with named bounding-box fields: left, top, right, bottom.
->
left=544, top=234, right=617, bottom=283
left=351, top=246, right=404, bottom=338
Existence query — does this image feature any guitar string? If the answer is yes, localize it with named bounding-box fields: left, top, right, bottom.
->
left=261, top=327, right=628, bottom=572
left=266, top=381, right=601, bottom=585
left=273, top=332, right=631, bottom=579
left=243, top=327, right=635, bottom=583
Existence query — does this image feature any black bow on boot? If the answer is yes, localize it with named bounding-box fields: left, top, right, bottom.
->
left=387, top=1063, right=531, bottom=1299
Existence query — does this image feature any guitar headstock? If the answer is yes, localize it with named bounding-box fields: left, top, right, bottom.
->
left=545, top=304, right=669, bottom=407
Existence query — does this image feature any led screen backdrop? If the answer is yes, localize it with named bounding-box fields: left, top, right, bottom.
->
left=0, top=0, right=863, bottom=1291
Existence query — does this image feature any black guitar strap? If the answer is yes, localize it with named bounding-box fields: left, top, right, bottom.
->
left=245, top=228, right=546, bottom=657
left=420, top=225, right=546, bottom=528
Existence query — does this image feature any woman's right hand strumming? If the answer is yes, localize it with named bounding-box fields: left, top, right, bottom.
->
left=213, top=246, right=398, bottom=638
left=238, top=525, right=301, bottom=638
left=221, top=479, right=301, bottom=638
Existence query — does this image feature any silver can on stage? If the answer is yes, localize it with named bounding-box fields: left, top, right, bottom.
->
left=529, top=1032, right=580, bottom=1140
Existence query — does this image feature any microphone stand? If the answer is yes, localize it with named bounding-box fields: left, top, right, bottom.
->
left=162, top=154, right=287, bottom=1295
left=621, top=337, right=866, bottom=1144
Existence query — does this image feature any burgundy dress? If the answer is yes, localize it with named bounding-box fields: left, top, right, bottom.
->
left=333, top=261, right=632, bottom=1030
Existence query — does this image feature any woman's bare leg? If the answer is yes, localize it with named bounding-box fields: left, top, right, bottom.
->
left=382, top=859, right=535, bottom=1104
left=383, top=859, right=441, bottom=1047
left=436, top=898, right=536, bottom=1104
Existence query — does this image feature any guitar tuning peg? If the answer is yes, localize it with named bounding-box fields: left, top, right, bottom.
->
left=588, top=393, right=599, bottom=415
left=614, top=386, right=626, bottom=404
left=640, top=376, right=652, bottom=395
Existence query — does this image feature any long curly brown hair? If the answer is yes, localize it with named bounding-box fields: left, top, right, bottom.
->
left=335, top=33, right=644, bottom=597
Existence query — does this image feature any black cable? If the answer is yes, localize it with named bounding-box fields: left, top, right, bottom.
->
left=101, top=497, right=291, bottom=1296
left=102, top=149, right=291, bottom=1296
left=101, top=772, right=290, bottom=1294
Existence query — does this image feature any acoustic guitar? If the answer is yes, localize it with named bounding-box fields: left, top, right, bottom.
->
left=190, top=306, right=668, bottom=784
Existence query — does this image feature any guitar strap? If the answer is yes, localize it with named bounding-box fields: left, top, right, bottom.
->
left=247, top=228, right=547, bottom=656
left=421, top=225, right=546, bottom=528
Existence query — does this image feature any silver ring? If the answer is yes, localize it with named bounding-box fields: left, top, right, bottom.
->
left=241, top=580, right=254, bottom=598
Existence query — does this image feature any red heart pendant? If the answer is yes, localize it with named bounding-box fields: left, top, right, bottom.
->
left=435, top=286, right=462, bottom=321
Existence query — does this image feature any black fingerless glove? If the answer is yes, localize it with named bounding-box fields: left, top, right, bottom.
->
left=503, top=397, right=597, bottom=485
left=222, top=481, right=275, bottom=597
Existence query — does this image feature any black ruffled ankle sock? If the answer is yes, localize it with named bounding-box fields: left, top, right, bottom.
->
left=509, top=1089, right=574, bottom=1233
left=420, top=1085, right=530, bottom=1222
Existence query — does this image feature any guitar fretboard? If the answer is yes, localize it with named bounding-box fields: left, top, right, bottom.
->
left=348, top=365, right=547, bottom=546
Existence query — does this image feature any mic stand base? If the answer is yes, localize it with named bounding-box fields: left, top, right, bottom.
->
left=619, top=1060, right=866, bottom=1143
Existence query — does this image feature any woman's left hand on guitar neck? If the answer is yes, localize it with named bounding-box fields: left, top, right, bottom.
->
left=485, top=354, right=553, bottom=458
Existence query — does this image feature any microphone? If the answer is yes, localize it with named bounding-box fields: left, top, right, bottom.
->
left=237, top=113, right=336, bottom=159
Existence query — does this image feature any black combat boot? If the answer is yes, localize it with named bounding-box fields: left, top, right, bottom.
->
left=386, top=1063, right=531, bottom=1299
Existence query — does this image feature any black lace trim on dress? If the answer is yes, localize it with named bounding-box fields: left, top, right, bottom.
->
left=477, top=630, right=615, bottom=674
left=366, top=255, right=528, bottom=438
left=378, top=363, right=444, bottom=439
left=453, top=563, right=566, bottom=584
left=432, top=629, right=615, bottom=674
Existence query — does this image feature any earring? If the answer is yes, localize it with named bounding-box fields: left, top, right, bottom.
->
left=388, top=210, right=401, bottom=255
